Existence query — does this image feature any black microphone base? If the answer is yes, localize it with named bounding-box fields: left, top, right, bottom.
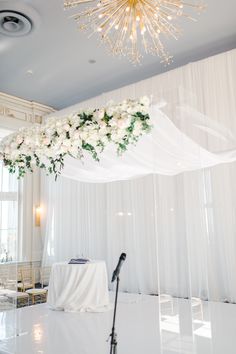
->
left=110, top=332, right=117, bottom=354
left=109, top=276, right=120, bottom=354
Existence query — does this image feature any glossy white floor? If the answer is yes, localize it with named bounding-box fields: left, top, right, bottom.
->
left=0, top=292, right=236, bottom=354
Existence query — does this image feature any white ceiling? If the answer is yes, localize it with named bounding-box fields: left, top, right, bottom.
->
left=0, top=0, right=236, bottom=110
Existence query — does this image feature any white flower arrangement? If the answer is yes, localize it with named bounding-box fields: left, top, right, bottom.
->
left=0, top=97, right=152, bottom=179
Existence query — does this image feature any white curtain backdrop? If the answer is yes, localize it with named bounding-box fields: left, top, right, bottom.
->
left=42, top=49, right=236, bottom=303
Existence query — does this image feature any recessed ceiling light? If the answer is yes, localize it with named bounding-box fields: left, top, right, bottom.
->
left=0, top=11, right=32, bottom=37
left=26, top=69, right=33, bottom=75
left=88, top=59, right=96, bottom=64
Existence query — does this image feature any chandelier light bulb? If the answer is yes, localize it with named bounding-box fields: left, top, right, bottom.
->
left=141, top=27, right=146, bottom=35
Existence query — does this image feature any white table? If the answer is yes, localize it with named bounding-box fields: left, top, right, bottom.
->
left=47, top=261, right=110, bottom=312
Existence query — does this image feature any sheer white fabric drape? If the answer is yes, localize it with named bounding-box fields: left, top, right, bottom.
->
left=57, top=104, right=236, bottom=183
left=42, top=49, right=236, bottom=302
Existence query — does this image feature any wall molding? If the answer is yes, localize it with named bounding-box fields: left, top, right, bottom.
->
left=0, top=92, right=55, bottom=125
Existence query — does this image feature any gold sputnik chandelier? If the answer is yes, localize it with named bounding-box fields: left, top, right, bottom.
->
left=64, top=0, right=205, bottom=64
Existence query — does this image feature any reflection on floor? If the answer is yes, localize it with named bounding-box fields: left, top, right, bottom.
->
left=0, top=293, right=236, bottom=354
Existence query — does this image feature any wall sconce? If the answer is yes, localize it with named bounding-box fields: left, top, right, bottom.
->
left=35, top=205, right=42, bottom=227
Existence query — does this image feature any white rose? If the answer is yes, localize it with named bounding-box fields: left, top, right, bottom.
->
left=34, top=137, right=40, bottom=147
left=20, top=148, right=29, bottom=155
left=10, top=142, right=18, bottom=150
left=117, top=119, right=126, bottom=129
left=4, top=147, right=10, bottom=154
left=57, top=127, right=64, bottom=135
left=73, top=131, right=80, bottom=139
left=87, top=132, right=99, bottom=145
left=120, top=103, right=128, bottom=112
left=68, top=146, right=79, bottom=157
left=56, top=121, right=63, bottom=128
left=24, top=137, right=31, bottom=145
left=80, top=131, right=89, bottom=141
left=106, top=107, right=116, bottom=116
left=133, top=121, right=143, bottom=136
left=111, top=128, right=126, bottom=142
left=10, top=150, right=20, bottom=159
left=96, top=109, right=105, bottom=120
left=45, top=128, right=54, bottom=136
left=109, top=113, right=122, bottom=126
left=63, top=124, right=70, bottom=132
left=126, top=106, right=138, bottom=115
left=56, top=132, right=66, bottom=142
left=43, top=138, right=51, bottom=146
left=58, top=146, right=68, bottom=154
left=99, top=126, right=108, bottom=137
left=62, top=139, right=71, bottom=147
left=72, top=139, right=82, bottom=148
left=139, top=96, right=150, bottom=107
left=16, top=135, right=23, bottom=144
left=121, top=114, right=132, bottom=128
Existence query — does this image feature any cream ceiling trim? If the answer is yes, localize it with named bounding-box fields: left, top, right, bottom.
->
left=0, top=92, right=55, bottom=129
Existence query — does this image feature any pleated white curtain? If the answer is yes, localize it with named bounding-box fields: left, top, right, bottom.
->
left=42, top=49, right=236, bottom=302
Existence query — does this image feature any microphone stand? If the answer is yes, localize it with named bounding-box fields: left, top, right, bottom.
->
left=109, top=276, right=120, bottom=354
left=108, top=253, right=126, bottom=354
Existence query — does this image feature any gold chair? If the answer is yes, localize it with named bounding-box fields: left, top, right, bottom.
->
left=26, top=288, right=47, bottom=304
left=18, top=267, right=48, bottom=305
left=18, top=267, right=35, bottom=292
left=6, top=291, right=29, bottom=307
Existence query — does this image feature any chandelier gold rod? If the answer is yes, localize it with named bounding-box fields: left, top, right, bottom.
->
left=70, top=0, right=123, bottom=20
left=76, top=0, right=130, bottom=33
left=85, top=0, right=130, bottom=42
left=64, top=0, right=94, bottom=7
left=140, top=2, right=170, bottom=40
left=141, top=0, right=179, bottom=37
left=97, top=0, right=130, bottom=31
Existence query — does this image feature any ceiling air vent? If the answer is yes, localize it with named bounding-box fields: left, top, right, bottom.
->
left=0, top=11, right=32, bottom=36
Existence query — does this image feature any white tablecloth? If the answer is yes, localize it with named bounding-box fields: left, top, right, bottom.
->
left=47, top=261, right=110, bottom=312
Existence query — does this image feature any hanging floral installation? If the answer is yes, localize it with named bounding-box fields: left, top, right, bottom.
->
left=0, top=97, right=152, bottom=179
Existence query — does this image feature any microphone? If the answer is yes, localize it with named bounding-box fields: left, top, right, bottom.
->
left=111, top=253, right=126, bottom=282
